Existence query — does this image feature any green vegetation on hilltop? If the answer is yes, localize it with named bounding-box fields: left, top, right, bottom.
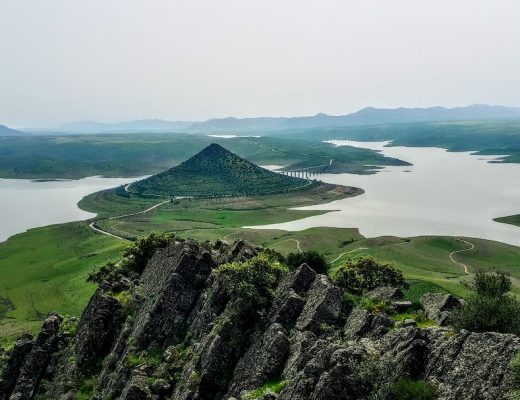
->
left=88, top=232, right=176, bottom=284
left=216, top=253, right=288, bottom=309
left=129, top=143, right=310, bottom=197
left=286, top=251, right=329, bottom=274
left=332, top=256, right=407, bottom=294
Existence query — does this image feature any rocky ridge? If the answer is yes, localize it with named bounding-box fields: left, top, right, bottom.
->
left=1, top=238, right=519, bottom=400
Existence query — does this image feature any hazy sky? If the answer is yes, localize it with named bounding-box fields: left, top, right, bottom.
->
left=1, top=1, right=520, bottom=127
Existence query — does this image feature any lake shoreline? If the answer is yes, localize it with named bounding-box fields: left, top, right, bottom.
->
left=250, top=140, right=520, bottom=247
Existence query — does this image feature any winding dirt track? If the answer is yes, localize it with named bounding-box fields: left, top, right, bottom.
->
left=274, top=238, right=302, bottom=253
left=331, top=247, right=369, bottom=264
left=89, top=201, right=169, bottom=240
left=449, top=239, right=475, bottom=274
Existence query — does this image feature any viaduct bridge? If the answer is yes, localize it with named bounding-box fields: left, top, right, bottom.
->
left=278, top=162, right=331, bottom=179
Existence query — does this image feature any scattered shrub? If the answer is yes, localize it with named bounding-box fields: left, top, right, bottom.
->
left=467, top=270, right=511, bottom=297
left=243, top=380, right=289, bottom=400
left=392, top=310, right=436, bottom=328
left=125, top=347, right=163, bottom=368
left=216, top=254, right=288, bottom=308
left=286, top=250, right=329, bottom=274
left=344, top=292, right=394, bottom=315
left=0, top=337, right=16, bottom=372
left=88, top=232, right=175, bottom=283
left=333, top=257, right=407, bottom=295
left=120, top=232, right=176, bottom=274
left=60, top=316, right=79, bottom=336
left=391, top=378, right=437, bottom=400
left=453, top=272, right=520, bottom=334
left=107, top=290, right=136, bottom=317
left=74, top=376, right=98, bottom=400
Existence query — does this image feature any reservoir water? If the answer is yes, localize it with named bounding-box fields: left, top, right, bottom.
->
left=1, top=143, right=519, bottom=247
left=0, top=176, right=145, bottom=242
left=250, top=141, right=520, bottom=247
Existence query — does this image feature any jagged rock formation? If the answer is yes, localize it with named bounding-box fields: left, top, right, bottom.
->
left=420, top=293, right=464, bottom=327
left=1, top=239, right=519, bottom=400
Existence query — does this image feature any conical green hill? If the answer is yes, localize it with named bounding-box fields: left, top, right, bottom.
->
left=128, top=143, right=308, bottom=197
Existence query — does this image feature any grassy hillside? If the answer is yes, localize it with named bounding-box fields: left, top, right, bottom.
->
left=0, top=222, right=125, bottom=340
left=0, top=134, right=407, bottom=179
left=81, top=186, right=520, bottom=300
left=274, top=120, right=520, bottom=163
left=129, top=143, right=310, bottom=197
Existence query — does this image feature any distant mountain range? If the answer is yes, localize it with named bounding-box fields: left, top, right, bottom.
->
left=3, top=104, right=520, bottom=136
left=186, top=104, right=520, bottom=133
left=0, top=124, right=24, bottom=136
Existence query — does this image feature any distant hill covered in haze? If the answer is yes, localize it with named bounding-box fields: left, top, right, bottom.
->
left=186, top=104, right=520, bottom=133
left=52, top=119, right=193, bottom=134
left=7, top=104, right=520, bottom=135
left=0, top=124, right=24, bottom=136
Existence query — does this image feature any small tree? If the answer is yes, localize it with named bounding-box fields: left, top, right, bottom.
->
left=286, top=250, right=329, bottom=274
left=216, top=253, right=288, bottom=309
left=121, top=232, right=176, bottom=274
left=453, top=271, right=520, bottom=334
left=332, top=256, right=407, bottom=295
left=88, top=232, right=175, bottom=284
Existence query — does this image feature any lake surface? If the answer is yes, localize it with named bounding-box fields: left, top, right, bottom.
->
left=250, top=141, right=520, bottom=247
left=0, top=176, right=145, bottom=242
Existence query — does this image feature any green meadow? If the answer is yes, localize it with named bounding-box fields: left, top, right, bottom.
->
left=0, top=222, right=125, bottom=340
left=82, top=188, right=520, bottom=300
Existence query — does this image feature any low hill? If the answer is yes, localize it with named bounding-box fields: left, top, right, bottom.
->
left=0, top=124, right=24, bottom=136
left=53, top=119, right=192, bottom=133
left=128, top=143, right=309, bottom=196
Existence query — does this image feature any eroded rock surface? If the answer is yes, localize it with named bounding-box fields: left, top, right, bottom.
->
left=421, top=292, right=463, bottom=326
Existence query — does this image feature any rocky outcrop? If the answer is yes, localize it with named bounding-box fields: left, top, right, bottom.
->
left=425, top=329, right=520, bottom=399
left=0, top=334, right=33, bottom=400
left=344, top=307, right=394, bottom=340
left=421, top=292, right=463, bottom=326
left=217, top=239, right=260, bottom=264
left=295, top=275, right=350, bottom=334
left=2, top=238, right=520, bottom=400
left=75, top=291, right=122, bottom=373
left=365, top=285, right=404, bottom=301
left=7, top=313, right=63, bottom=400
left=379, top=326, right=430, bottom=379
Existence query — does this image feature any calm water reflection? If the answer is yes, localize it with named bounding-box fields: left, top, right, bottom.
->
left=0, top=176, right=145, bottom=242
left=250, top=141, right=520, bottom=247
